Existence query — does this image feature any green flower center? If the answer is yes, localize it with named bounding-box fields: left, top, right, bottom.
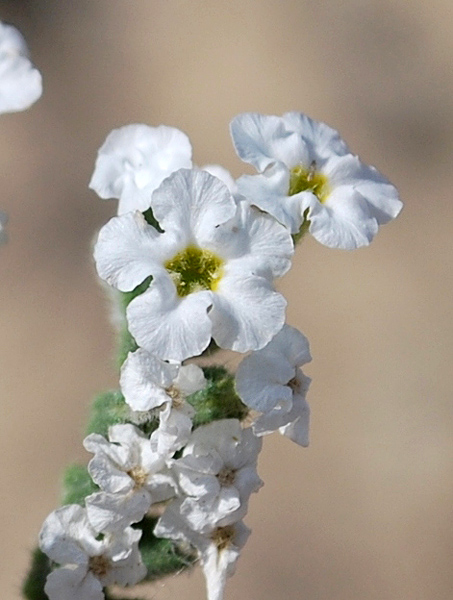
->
left=288, top=161, right=330, bottom=203
left=165, top=245, right=224, bottom=298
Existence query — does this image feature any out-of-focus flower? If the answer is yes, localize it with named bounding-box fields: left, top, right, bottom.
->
left=89, top=124, right=193, bottom=214
left=0, top=21, right=42, bottom=114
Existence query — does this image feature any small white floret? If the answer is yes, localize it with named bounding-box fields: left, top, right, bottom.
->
left=155, top=499, right=251, bottom=600
left=235, top=324, right=312, bottom=446
left=39, top=504, right=146, bottom=600
left=83, top=424, right=175, bottom=531
left=173, top=419, right=263, bottom=532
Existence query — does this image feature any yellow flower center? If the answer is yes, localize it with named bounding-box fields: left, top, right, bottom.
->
left=165, top=245, right=224, bottom=298
left=289, top=161, right=330, bottom=203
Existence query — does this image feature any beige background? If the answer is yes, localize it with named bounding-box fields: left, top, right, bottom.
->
left=1, top=1, right=452, bottom=598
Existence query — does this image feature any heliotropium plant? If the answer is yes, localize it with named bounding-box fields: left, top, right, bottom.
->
left=22, top=112, right=402, bottom=600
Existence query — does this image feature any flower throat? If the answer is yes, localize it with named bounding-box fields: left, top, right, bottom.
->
left=288, top=160, right=329, bottom=203
left=165, top=245, right=224, bottom=297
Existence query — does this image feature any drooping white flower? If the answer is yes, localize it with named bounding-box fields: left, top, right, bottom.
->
left=120, top=348, right=206, bottom=453
left=94, top=168, right=293, bottom=361
left=0, top=21, right=42, bottom=114
left=173, top=419, right=263, bottom=532
left=235, top=324, right=311, bottom=446
left=83, top=424, right=175, bottom=531
left=39, top=504, right=146, bottom=600
left=230, top=112, right=403, bottom=249
left=155, top=498, right=250, bottom=600
left=89, top=124, right=193, bottom=214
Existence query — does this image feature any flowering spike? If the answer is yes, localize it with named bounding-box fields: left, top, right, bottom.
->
left=33, top=111, right=402, bottom=600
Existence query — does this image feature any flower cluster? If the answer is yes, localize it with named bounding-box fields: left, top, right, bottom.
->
left=37, top=113, right=401, bottom=600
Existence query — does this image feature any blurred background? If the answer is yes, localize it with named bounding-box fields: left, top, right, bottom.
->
left=0, top=1, right=452, bottom=598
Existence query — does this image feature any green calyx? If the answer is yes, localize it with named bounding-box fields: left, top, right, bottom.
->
left=165, top=245, right=224, bottom=297
left=288, top=162, right=329, bottom=203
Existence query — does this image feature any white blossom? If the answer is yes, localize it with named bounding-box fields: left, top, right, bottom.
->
left=230, top=112, right=402, bottom=249
left=83, top=424, right=175, bottom=531
left=89, top=124, right=193, bottom=214
left=0, top=21, right=42, bottom=114
left=155, top=499, right=250, bottom=600
left=120, top=348, right=206, bottom=453
left=235, top=324, right=311, bottom=446
left=120, top=348, right=205, bottom=412
left=39, top=504, right=146, bottom=600
left=94, top=168, right=293, bottom=361
left=173, top=419, right=263, bottom=532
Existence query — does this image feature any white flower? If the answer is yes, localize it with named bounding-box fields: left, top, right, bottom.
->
left=89, top=124, right=193, bottom=214
left=83, top=424, right=175, bottom=531
left=0, top=21, right=42, bottom=114
left=235, top=324, right=311, bottom=446
left=230, top=112, right=403, bottom=249
left=120, top=348, right=205, bottom=412
left=155, top=499, right=250, bottom=600
left=173, top=419, right=263, bottom=532
left=120, top=348, right=206, bottom=453
left=94, top=168, right=293, bottom=361
left=39, top=504, right=146, bottom=600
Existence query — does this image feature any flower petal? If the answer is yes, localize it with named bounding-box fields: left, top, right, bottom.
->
left=94, top=211, right=173, bottom=292
left=210, top=270, right=286, bottom=353
left=44, top=566, right=103, bottom=600
left=127, top=274, right=213, bottom=361
left=307, top=188, right=379, bottom=249
left=120, top=348, right=179, bottom=411
left=230, top=112, right=306, bottom=172
left=150, top=169, right=237, bottom=243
